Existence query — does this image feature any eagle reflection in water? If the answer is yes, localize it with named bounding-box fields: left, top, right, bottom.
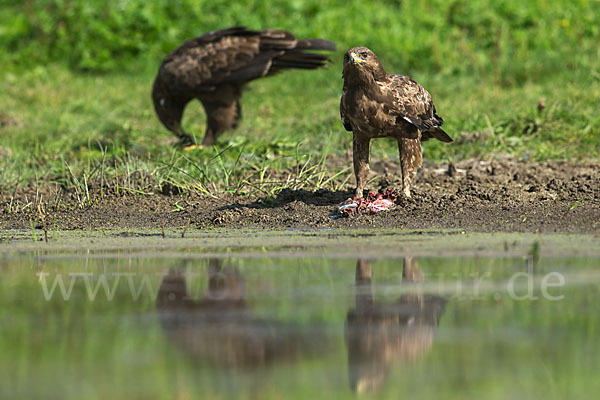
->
left=345, top=258, right=446, bottom=394
left=156, top=258, right=325, bottom=368
left=156, top=257, right=445, bottom=393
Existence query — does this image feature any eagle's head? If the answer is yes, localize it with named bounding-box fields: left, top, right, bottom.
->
left=343, top=47, right=386, bottom=83
left=151, top=75, right=188, bottom=141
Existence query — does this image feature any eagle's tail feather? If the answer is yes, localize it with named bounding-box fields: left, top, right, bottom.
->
left=427, top=127, right=453, bottom=143
left=296, top=38, right=337, bottom=51
left=272, top=51, right=331, bottom=70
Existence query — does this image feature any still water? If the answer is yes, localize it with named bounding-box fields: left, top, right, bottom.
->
left=1, top=230, right=599, bottom=399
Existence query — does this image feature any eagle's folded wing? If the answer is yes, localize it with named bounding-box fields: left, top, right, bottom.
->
left=159, top=28, right=263, bottom=90
left=388, top=75, right=452, bottom=142
left=340, top=86, right=353, bottom=132
left=160, top=27, right=334, bottom=92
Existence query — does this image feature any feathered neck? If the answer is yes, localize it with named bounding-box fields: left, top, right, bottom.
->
left=343, top=64, right=387, bottom=89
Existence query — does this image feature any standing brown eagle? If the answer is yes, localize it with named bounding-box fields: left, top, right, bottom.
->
left=152, top=27, right=336, bottom=147
left=340, top=47, right=453, bottom=198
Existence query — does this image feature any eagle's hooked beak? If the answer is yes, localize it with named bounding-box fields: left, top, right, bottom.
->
left=350, top=52, right=365, bottom=64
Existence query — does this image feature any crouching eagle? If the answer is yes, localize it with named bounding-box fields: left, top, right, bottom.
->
left=152, top=27, right=336, bottom=147
left=340, top=47, right=453, bottom=198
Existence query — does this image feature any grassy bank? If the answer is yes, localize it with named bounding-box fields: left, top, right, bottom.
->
left=0, top=0, right=598, bottom=196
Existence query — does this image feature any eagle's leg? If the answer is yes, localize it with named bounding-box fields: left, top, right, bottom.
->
left=402, top=256, right=424, bottom=283
left=201, top=108, right=222, bottom=146
left=397, top=138, right=423, bottom=198
left=354, top=259, right=373, bottom=310
left=201, top=127, right=217, bottom=146
left=353, top=134, right=371, bottom=198
left=201, top=98, right=242, bottom=146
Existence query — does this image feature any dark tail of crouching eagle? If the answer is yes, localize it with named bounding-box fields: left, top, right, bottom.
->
left=152, top=27, right=336, bottom=147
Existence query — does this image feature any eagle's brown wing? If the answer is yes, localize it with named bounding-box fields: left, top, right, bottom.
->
left=340, top=82, right=353, bottom=131
left=387, top=75, right=452, bottom=142
left=159, top=27, right=334, bottom=92
left=159, top=27, right=267, bottom=91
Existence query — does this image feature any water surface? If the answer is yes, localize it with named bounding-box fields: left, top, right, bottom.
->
left=1, top=230, right=598, bottom=399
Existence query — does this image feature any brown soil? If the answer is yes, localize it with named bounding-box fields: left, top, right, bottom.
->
left=1, top=159, right=598, bottom=233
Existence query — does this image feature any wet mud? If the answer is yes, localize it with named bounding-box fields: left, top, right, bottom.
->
left=1, top=160, right=598, bottom=233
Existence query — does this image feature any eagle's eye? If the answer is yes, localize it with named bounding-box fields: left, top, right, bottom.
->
left=360, top=51, right=369, bottom=59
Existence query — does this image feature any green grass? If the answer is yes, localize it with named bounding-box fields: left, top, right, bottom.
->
left=0, top=0, right=598, bottom=197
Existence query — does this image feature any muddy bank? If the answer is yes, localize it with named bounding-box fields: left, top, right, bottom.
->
left=1, top=159, right=598, bottom=233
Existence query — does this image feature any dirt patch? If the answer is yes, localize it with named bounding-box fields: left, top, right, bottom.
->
left=1, top=159, right=598, bottom=233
